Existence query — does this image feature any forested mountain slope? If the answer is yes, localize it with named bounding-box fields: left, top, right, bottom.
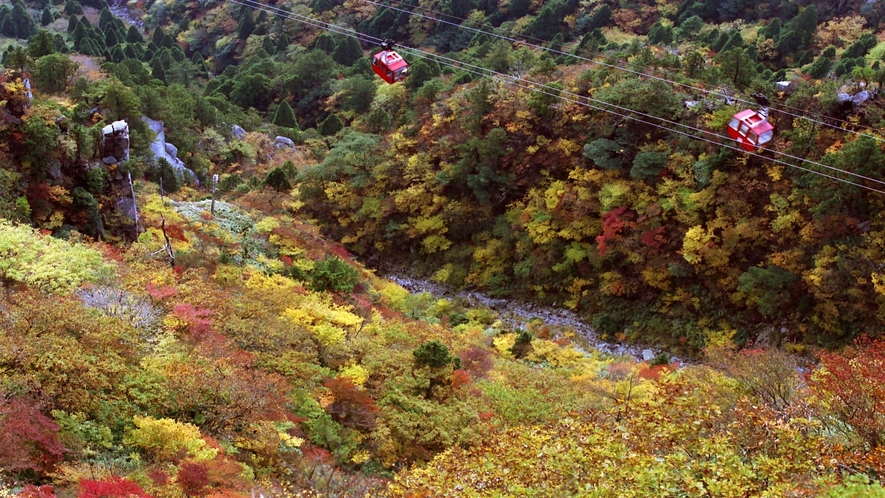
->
left=3, top=0, right=885, bottom=495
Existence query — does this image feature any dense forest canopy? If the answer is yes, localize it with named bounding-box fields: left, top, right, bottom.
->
left=3, top=0, right=885, bottom=495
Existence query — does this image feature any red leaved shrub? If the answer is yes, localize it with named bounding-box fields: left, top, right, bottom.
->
left=323, top=378, right=378, bottom=431
left=177, top=461, right=210, bottom=497
left=0, top=398, right=65, bottom=474
left=18, top=485, right=57, bottom=498
left=77, top=477, right=151, bottom=498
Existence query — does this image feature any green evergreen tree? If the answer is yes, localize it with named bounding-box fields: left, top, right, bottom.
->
left=151, top=58, right=167, bottom=83
left=808, top=56, right=833, bottom=79
left=125, top=25, right=143, bottom=43
left=276, top=33, right=289, bottom=54
left=151, top=26, right=165, bottom=46
left=413, top=340, right=456, bottom=368
left=229, top=73, right=271, bottom=110
left=159, top=33, right=174, bottom=49
left=272, top=99, right=298, bottom=128
left=109, top=44, right=124, bottom=63
left=587, top=4, right=612, bottom=31
left=72, top=187, right=103, bottom=238
left=630, top=151, right=667, bottom=180
left=508, top=0, right=530, bottom=19
left=313, top=32, right=335, bottom=54
left=261, top=35, right=274, bottom=55
left=105, top=28, right=118, bottom=47
left=843, top=32, right=878, bottom=59
left=154, top=157, right=181, bottom=193
left=262, top=166, right=292, bottom=192
left=27, top=29, right=56, bottom=58
left=318, top=113, right=344, bottom=135
left=98, top=6, right=113, bottom=29
left=63, top=0, right=83, bottom=16
left=715, top=47, right=756, bottom=89
left=66, top=15, right=78, bottom=33
left=524, top=2, right=560, bottom=41
left=54, top=33, right=68, bottom=53
left=647, top=21, right=673, bottom=45
left=331, top=36, right=362, bottom=66
left=549, top=32, right=564, bottom=52
left=40, top=7, right=52, bottom=26
left=6, top=46, right=31, bottom=71
left=237, top=9, right=255, bottom=39
left=10, top=3, right=38, bottom=39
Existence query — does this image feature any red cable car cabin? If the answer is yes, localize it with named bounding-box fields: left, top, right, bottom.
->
left=372, top=50, right=408, bottom=84
left=727, top=109, right=774, bottom=151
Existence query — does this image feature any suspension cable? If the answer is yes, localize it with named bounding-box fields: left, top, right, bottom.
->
left=366, top=0, right=885, bottom=144
left=231, top=0, right=885, bottom=195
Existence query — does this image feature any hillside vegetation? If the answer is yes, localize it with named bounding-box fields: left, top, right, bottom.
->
left=3, top=0, right=885, bottom=495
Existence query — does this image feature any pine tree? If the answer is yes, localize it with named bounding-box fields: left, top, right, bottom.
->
left=151, top=26, right=165, bottom=46
left=237, top=9, right=255, bottom=39
left=524, top=3, right=560, bottom=41
left=318, top=114, right=344, bottom=135
left=105, top=28, right=118, bottom=47
left=109, top=45, right=123, bottom=63
left=272, top=100, right=298, bottom=128
left=125, top=25, right=143, bottom=44
left=152, top=58, right=167, bottom=84
left=262, top=166, right=292, bottom=192
left=27, top=29, right=56, bottom=58
left=261, top=35, right=274, bottom=55
left=40, top=7, right=52, bottom=26
left=63, top=0, right=83, bottom=16
left=98, top=7, right=113, bottom=29
left=331, top=37, right=362, bottom=66
left=276, top=33, right=289, bottom=54
left=313, top=33, right=335, bottom=54
left=11, top=3, right=38, bottom=39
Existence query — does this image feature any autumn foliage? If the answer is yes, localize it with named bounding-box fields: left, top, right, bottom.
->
left=77, top=477, right=151, bottom=498
left=812, top=337, right=885, bottom=449
left=0, top=398, right=64, bottom=474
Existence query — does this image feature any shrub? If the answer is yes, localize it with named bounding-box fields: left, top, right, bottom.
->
left=414, top=340, right=457, bottom=368
left=124, top=416, right=218, bottom=462
left=309, top=255, right=361, bottom=293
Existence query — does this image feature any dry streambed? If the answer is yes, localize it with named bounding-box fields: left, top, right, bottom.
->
left=379, top=270, right=683, bottom=366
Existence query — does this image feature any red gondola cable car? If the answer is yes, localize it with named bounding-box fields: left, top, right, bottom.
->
left=372, top=39, right=408, bottom=84
left=727, top=108, right=774, bottom=151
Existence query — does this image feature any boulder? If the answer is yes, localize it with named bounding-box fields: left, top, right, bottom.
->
left=231, top=124, right=246, bottom=140
left=775, top=81, right=794, bottom=94
left=641, top=349, right=655, bottom=362
left=164, top=142, right=178, bottom=158
left=852, top=90, right=870, bottom=105
left=274, top=136, right=296, bottom=149
left=142, top=116, right=198, bottom=185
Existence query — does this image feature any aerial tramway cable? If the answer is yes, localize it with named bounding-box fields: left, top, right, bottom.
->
left=367, top=0, right=885, bottom=145
left=229, top=0, right=885, bottom=195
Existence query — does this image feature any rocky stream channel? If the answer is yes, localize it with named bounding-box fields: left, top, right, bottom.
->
left=374, top=267, right=684, bottom=366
